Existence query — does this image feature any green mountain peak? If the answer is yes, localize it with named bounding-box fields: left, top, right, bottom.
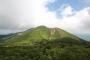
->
left=1, top=25, right=85, bottom=46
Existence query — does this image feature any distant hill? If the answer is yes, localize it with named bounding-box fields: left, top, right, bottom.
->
left=76, top=34, right=90, bottom=41
left=0, top=26, right=88, bottom=46
left=0, top=34, right=14, bottom=42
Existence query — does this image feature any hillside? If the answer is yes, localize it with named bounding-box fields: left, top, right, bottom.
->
left=0, top=26, right=86, bottom=46
left=0, top=26, right=90, bottom=60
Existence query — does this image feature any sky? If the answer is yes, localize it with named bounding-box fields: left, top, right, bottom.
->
left=0, top=0, right=90, bottom=40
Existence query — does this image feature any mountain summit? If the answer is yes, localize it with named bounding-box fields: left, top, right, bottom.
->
left=2, top=26, right=86, bottom=46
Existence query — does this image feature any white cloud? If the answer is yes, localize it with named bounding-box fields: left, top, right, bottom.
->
left=0, top=0, right=90, bottom=35
left=60, top=5, right=74, bottom=17
left=57, top=7, right=90, bottom=34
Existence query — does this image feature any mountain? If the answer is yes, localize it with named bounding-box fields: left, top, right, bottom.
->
left=0, top=26, right=90, bottom=60
left=76, top=34, right=90, bottom=41
left=0, top=34, right=14, bottom=42
left=1, top=26, right=87, bottom=46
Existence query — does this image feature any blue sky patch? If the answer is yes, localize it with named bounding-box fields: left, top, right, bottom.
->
left=46, top=0, right=86, bottom=11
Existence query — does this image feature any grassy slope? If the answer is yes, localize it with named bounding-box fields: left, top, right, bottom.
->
left=3, top=26, right=82, bottom=46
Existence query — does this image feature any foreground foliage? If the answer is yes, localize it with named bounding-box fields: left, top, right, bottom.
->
left=0, top=40, right=90, bottom=60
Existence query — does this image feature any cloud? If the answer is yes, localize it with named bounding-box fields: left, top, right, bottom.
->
left=0, top=0, right=90, bottom=35
left=59, top=5, right=75, bottom=17
left=58, top=7, right=90, bottom=34
left=0, top=0, right=34, bottom=32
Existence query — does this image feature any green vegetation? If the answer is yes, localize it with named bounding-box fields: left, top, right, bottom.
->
left=0, top=26, right=90, bottom=60
left=0, top=40, right=90, bottom=60
left=2, top=26, right=82, bottom=46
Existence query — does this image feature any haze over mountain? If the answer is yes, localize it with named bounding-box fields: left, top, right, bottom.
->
left=76, top=34, right=90, bottom=41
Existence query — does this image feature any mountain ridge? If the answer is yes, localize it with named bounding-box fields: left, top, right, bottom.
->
left=0, top=26, right=88, bottom=46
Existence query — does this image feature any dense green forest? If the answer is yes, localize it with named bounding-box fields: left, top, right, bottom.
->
left=0, top=40, right=90, bottom=60
left=0, top=26, right=90, bottom=60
